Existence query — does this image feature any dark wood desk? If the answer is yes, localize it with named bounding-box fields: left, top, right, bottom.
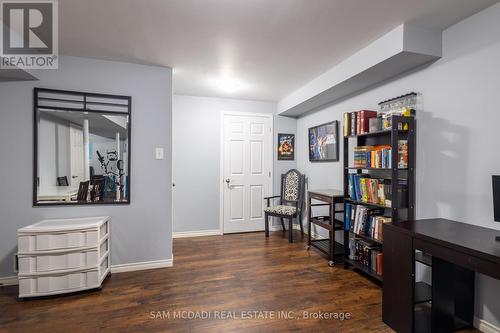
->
left=306, top=189, right=344, bottom=266
left=383, top=219, right=500, bottom=333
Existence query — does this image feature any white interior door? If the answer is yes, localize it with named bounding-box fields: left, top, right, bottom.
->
left=70, top=124, right=84, bottom=187
left=223, top=113, right=273, bottom=233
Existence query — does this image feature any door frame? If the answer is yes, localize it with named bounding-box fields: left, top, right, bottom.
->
left=219, top=111, right=274, bottom=234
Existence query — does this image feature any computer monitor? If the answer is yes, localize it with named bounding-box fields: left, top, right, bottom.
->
left=493, top=175, right=500, bottom=241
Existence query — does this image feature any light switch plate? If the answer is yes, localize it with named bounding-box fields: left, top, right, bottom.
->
left=155, top=147, right=164, bottom=160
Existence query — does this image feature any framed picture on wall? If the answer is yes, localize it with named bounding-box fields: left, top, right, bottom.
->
left=308, top=121, right=339, bottom=162
left=277, top=133, right=295, bottom=160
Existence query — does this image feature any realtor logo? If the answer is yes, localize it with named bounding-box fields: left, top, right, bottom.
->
left=1, top=0, right=58, bottom=69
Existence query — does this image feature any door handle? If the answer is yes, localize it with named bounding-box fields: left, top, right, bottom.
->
left=225, top=178, right=231, bottom=184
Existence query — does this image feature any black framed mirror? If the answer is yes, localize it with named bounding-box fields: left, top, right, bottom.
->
left=33, top=88, right=131, bottom=206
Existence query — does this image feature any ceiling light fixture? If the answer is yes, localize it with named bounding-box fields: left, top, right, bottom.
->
left=216, top=77, right=239, bottom=93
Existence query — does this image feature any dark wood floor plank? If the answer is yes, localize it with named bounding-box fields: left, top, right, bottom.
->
left=0, top=230, right=480, bottom=332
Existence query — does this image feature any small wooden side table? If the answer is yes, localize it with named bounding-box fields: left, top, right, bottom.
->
left=306, top=189, right=345, bottom=266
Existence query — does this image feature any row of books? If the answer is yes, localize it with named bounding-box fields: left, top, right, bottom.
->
left=348, top=237, right=383, bottom=276
left=353, top=141, right=408, bottom=169
left=354, top=145, right=391, bottom=168
left=345, top=203, right=391, bottom=242
left=343, top=110, right=378, bottom=136
left=348, top=175, right=395, bottom=207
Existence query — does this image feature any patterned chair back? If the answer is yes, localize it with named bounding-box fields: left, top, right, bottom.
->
left=280, top=169, right=305, bottom=204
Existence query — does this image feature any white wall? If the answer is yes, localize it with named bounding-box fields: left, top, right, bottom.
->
left=295, top=3, right=500, bottom=327
left=37, top=113, right=73, bottom=190
left=172, top=95, right=297, bottom=234
left=0, top=56, right=173, bottom=277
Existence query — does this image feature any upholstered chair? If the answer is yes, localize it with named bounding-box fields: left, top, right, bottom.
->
left=264, top=169, right=305, bottom=243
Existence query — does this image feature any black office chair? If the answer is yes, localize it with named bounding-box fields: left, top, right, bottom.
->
left=76, top=181, right=90, bottom=202
left=56, top=176, right=69, bottom=186
left=264, top=169, right=305, bottom=243
left=90, top=176, right=105, bottom=202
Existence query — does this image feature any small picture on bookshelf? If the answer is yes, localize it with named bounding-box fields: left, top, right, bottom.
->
left=277, top=133, right=295, bottom=160
left=308, top=121, right=338, bottom=162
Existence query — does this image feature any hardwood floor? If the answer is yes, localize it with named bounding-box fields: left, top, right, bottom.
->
left=0, top=231, right=479, bottom=333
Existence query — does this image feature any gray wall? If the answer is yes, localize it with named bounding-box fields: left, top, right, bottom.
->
left=296, top=3, right=500, bottom=327
left=274, top=115, right=298, bottom=195
left=0, top=56, right=173, bottom=277
left=172, top=95, right=296, bottom=233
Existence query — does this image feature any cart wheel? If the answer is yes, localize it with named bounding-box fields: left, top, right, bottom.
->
left=328, top=261, right=335, bottom=267
left=306, top=245, right=310, bottom=250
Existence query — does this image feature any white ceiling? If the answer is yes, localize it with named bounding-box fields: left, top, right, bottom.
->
left=59, top=0, right=499, bottom=101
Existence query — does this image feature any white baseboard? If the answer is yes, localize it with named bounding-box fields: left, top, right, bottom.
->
left=271, top=224, right=327, bottom=240
left=173, top=229, right=221, bottom=238
left=0, top=276, right=18, bottom=286
left=307, top=226, right=328, bottom=240
left=269, top=225, right=283, bottom=232
left=475, top=317, right=500, bottom=333
left=110, top=258, right=173, bottom=273
left=0, top=259, right=174, bottom=286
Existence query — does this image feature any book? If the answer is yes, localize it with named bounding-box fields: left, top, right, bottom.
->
left=348, top=204, right=391, bottom=241
left=376, top=253, right=383, bottom=276
left=344, top=110, right=379, bottom=135
left=350, top=112, right=357, bottom=135
left=370, top=180, right=378, bottom=203
left=343, top=113, right=351, bottom=137
left=354, top=175, right=363, bottom=202
left=356, top=111, right=361, bottom=134
left=348, top=236, right=383, bottom=275
left=348, top=174, right=406, bottom=207
left=353, top=146, right=375, bottom=168
left=398, top=140, right=408, bottom=168
left=353, top=206, right=363, bottom=234
left=353, top=143, right=408, bottom=169
left=377, top=183, right=386, bottom=206
left=367, top=179, right=374, bottom=203
left=348, top=237, right=358, bottom=260
left=360, top=178, right=369, bottom=203
left=371, top=251, right=377, bottom=271
left=359, top=110, right=378, bottom=134
left=373, top=216, right=391, bottom=241
left=345, top=203, right=352, bottom=231
left=348, top=174, right=355, bottom=199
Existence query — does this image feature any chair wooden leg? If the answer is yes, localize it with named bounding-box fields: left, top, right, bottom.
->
left=306, top=217, right=311, bottom=250
left=265, top=213, right=269, bottom=237
left=280, top=218, right=286, bottom=232
left=288, top=218, right=293, bottom=243
left=299, top=216, right=304, bottom=237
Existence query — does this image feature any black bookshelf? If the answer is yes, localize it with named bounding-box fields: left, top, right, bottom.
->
left=343, top=115, right=416, bottom=282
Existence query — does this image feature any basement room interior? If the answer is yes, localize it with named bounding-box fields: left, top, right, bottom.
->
left=1, top=1, right=500, bottom=332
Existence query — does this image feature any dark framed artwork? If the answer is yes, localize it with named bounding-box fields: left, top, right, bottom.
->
left=308, top=121, right=339, bottom=162
left=33, top=87, right=131, bottom=206
left=277, top=133, right=295, bottom=160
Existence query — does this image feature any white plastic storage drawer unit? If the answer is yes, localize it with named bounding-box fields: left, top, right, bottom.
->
left=17, top=216, right=111, bottom=298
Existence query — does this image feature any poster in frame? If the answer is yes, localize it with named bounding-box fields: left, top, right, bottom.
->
left=277, top=133, right=295, bottom=160
left=308, top=121, right=339, bottom=162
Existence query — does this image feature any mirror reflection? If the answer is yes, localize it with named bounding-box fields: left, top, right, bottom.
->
left=35, top=89, right=130, bottom=205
